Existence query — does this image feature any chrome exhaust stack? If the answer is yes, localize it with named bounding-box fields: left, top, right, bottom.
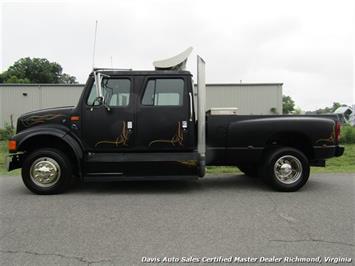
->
left=197, top=55, right=206, bottom=177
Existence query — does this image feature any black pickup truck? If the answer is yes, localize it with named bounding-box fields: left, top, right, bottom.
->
left=6, top=56, right=344, bottom=194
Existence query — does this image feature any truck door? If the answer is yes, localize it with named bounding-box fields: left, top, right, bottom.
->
left=135, top=76, right=195, bottom=151
left=81, top=77, right=135, bottom=152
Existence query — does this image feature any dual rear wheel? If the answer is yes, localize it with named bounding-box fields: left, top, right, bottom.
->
left=239, top=147, right=310, bottom=192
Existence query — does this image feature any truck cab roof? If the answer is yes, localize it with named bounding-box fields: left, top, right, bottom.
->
left=89, top=70, right=192, bottom=76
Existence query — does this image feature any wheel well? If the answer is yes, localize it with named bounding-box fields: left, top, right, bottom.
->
left=19, top=135, right=80, bottom=175
left=265, top=132, right=314, bottom=159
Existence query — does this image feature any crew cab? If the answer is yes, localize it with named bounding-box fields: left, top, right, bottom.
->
left=6, top=51, right=344, bottom=194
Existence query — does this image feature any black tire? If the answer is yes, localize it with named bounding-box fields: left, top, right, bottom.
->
left=238, top=164, right=259, bottom=177
left=22, top=148, right=73, bottom=195
left=260, top=147, right=310, bottom=192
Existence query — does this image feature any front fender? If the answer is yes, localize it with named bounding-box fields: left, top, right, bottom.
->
left=10, top=125, right=84, bottom=175
left=13, top=124, right=70, bottom=149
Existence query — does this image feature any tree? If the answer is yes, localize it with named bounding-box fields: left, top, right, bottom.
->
left=0, top=57, right=78, bottom=84
left=60, top=73, right=78, bottom=84
left=2, top=75, right=30, bottom=84
left=282, top=95, right=295, bottom=114
left=293, top=107, right=303, bottom=115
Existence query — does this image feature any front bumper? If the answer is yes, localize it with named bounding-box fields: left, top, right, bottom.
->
left=6, top=153, right=23, bottom=171
left=313, top=145, right=345, bottom=159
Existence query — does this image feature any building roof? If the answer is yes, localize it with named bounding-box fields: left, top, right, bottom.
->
left=1, top=82, right=283, bottom=87
left=205, top=83, right=283, bottom=86
left=0, top=84, right=85, bottom=87
left=89, top=70, right=192, bottom=76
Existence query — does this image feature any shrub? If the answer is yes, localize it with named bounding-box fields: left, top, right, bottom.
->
left=340, top=124, right=355, bottom=144
left=0, top=123, right=15, bottom=141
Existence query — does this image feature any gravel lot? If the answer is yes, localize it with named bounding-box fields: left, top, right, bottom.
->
left=0, top=173, right=354, bottom=265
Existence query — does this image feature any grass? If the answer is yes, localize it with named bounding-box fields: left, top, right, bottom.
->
left=0, top=141, right=354, bottom=176
left=207, top=166, right=241, bottom=174
left=311, top=144, right=355, bottom=173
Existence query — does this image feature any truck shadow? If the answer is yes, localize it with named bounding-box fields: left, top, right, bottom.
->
left=68, top=174, right=325, bottom=194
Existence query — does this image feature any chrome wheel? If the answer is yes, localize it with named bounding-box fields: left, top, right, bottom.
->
left=30, top=157, right=61, bottom=187
left=273, top=155, right=303, bottom=184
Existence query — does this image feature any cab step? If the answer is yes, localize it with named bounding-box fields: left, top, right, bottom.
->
left=85, top=152, right=199, bottom=163
left=84, top=174, right=199, bottom=182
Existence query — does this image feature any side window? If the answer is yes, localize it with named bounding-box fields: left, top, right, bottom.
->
left=102, top=79, right=131, bottom=107
left=87, top=78, right=131, bottom=107
left=142, top=79, right=184, bottom=106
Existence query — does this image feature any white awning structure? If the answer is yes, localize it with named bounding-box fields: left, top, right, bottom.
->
left=153, top=47, right=193, bottom=70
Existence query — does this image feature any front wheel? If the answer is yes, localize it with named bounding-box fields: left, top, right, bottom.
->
left=261, top=147, right=310, bottom=192
left=22, top=148, right=72, bottom=195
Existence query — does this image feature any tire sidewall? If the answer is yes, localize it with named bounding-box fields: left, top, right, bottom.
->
left=263, top=147, right=310, bottom=192
left=22, top=148, right=72, bottom=194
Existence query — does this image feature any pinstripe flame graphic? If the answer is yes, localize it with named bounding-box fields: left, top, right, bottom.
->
left=95, top=121, right=129, bottom=147
left=22, top=114, right=66, bottom=127
left=148, top=122, right=183, bottom=147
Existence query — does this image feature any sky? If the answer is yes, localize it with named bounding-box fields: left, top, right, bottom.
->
left=1, top=0, right=354, bottom=111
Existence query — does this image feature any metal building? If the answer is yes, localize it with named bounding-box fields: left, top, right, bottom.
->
left=0, top=84, right=83, bottom=128
left=203, top=83, right=282, bottom=115
left=0, top=83, right=282, bottom=127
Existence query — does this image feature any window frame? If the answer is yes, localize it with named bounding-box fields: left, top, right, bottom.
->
left=85, top=76, right=132, bottom=108
left=140, top=77, right=185, bottom=107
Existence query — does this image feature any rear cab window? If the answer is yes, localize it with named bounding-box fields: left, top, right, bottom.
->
left=142, top=78, right=184, bottom=106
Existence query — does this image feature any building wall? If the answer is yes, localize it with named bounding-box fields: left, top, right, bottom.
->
left=0, top=84, right=83, bottom=127
left=0, top=83, right=282, bottom=127
left=205, top=83, right=283, bottom=115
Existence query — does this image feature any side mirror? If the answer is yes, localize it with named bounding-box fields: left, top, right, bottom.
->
left=90, top=96, right=103, bottom=111
left=90, top=96, right=111, bottom=112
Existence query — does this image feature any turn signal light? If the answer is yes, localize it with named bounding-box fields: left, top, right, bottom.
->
left=70, top=116, right=80, bottom=121
left=8, top=140, right=17, bottom=152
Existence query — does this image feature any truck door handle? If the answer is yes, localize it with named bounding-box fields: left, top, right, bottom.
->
left=189, top=92, right=193, bottom=121
left=127, top=121, right=133, bottom=130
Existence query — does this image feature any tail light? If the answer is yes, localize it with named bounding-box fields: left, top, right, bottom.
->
left=335, top=121, right=341, bottom=143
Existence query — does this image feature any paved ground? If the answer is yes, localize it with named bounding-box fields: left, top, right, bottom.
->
left=0, top=173, right=354, bottom=266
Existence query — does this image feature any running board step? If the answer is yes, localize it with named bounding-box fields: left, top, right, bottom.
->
left=84, top=174, right=199, bottom=182
left=86, top=152, right=199, bottom=163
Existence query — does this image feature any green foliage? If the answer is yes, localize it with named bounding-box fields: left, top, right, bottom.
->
left=0, top=57, right=78, bottom=84
left=270, top=107, right=278, bottom=114
left=4, top=75, right=31, bottom=83
left=293, top=107, right=303, bottom=115
left=282, top=95, right=295, bottom=114
left=60, top=73, right=78, bottom=84
left=340, top=125, right=355, bottom=144
left=0, top=124, right=15, bottom=141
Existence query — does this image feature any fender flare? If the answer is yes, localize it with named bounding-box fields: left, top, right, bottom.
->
left=15, top=127, right=84, bottom=177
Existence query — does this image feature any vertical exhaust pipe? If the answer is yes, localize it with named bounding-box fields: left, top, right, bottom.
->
left=197, top=55, right=206, bottom=177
